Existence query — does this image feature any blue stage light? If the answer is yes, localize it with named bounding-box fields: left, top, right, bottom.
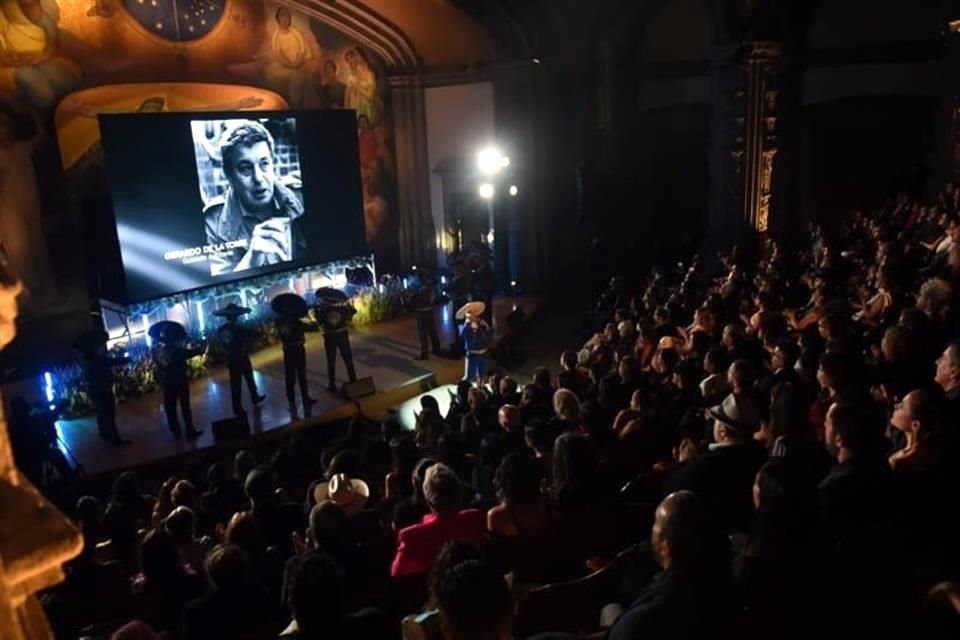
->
left=195, top=302, right=205, bottom=332
left=142, top=314, right=152, bottom=347
left=43, top=371, right=55, bottom=407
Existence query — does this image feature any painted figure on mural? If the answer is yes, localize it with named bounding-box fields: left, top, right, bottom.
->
left=362, top=164, right=388, bottom=246
left=86, top=0, right=113, bottom=18
left=357, top=113, right=377, bottom=168
left=0, top=105, right=54, bottom=306
left=265, top=6, right=312, bottom=108
left=0, top=0, right=80, bottom=108
left=344, top=47, right=380, bottom=124
left=317, top=58, right=345, bottom=109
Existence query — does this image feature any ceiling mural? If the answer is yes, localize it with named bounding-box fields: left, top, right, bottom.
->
left=0, top=0, right=403, bottom=310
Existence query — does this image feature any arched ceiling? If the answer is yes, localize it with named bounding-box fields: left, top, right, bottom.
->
left=359, top=0, right=497, bottom=67
left=288, top=0, right=496, bottom=70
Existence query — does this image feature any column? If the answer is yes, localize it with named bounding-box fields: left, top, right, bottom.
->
left=941, top=19, right=960, bottom=181
left=710, top=42, right=782, bottom=237
left=388, top=74, right=436, bottom=269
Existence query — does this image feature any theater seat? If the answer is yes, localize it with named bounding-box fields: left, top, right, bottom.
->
left=514, top=545, right=637, bottom=636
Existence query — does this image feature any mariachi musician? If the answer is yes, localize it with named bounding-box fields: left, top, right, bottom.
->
left=75, top=328, right=130, bottom=446
left=213, top=302, right=265, bottom=417
left=272, top=292, right=318, bottom=415
left=404, top=271, right=444, bottom=361
left=315, top=287, right=357, bottom=392
left=150, top=321, right=204, bottom=439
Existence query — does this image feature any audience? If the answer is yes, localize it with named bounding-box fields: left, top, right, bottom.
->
left=42, top=178, right=960, bottom=639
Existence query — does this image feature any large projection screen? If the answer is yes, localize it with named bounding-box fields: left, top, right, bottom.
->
left=98, top=110, right=366, bottom=303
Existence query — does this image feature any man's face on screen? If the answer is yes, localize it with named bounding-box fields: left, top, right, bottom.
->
left=226, top=141, right=276, bottom=213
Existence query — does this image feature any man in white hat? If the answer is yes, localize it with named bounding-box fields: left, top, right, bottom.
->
left=664, top=393, right=767, bottom=534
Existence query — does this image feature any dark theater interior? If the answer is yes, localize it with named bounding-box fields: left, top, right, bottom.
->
left=2, top=1, right=960, bottom=638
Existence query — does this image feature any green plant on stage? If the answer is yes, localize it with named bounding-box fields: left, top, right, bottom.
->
left=186, top=354, right=208, bottom=380
left=351, top=289, right=398, bottom=326
left=51, top=363, right=95, bottom=419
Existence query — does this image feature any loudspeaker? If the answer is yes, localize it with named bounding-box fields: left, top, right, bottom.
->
left=212, top=415, right=250, bottom=443
left=342, top=377, right=376, bottom=399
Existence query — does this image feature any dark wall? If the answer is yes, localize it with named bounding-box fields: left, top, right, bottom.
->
left=799, top=95, right=936, bottom=229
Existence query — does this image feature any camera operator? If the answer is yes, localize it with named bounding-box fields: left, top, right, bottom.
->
left=7, top=396, right=77, bottom=486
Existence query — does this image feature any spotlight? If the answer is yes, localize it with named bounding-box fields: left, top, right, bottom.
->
left=510, top=280, right=517, bottom=288
left=479, top=183, right=495, bottom=199
left=509, top=185, right=518, bottom=196
left=477, top=147, right=503, bottom=175
left=412, top=265, right=418, bottom=271
left=532, top=57, right=541, bottom=64
left=501, top=156, right=511, bottom=168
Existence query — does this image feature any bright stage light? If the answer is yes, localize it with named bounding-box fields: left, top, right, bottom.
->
left=477, top=147, right=504, bottom=175
left=143, top=313, right=153, bottom=346
left=509, top=184, right=518, bottom=196
left=479, top=183, right=495, bottom=199
left=43, top=371, right=55, bottom=406
left=501, top=156, right=511, bottom=168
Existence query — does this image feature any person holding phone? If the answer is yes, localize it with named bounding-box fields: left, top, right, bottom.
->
left=203, top=120, right=306, bottom=275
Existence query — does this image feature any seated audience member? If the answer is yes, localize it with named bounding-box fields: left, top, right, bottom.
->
left=520, top=383, right=553, bottom=424
left=499, top=376, right=521, bottom=406
left=524, top=420, right=557, bottom=483
left=183, top=544, right=272, bottom=640
left=818, top=401, right=894, bottom=547
left=133, top=527, right=205, bottom=635
left=487, top=453, right=551, bottom=537
left=391, top=463, right=484, bottom=576
left=233, top=449, right=257, bottom=487
left=699, top=347, right=731, bottom=406
left=434, top=557, right=515, bottom=640
left=665, top=393, right=767, bottom=534
left=385, top=436, right=420, bottom=503
left=494, top=403, right=525, bottom=457
left=735, top=460, right=824, bottom=638
left=608, top=491, right=733, bottom=640
left=222, top=510, right=285, bottom=604
left=934, top=341, right=960, bottom=449
left=202, top=461, right=246, bottom=529
left=244, top=466, right=305, bottom=556
left=533, top=366, right=553, bottom=396
left=460, top=386, right=494, bottom=448
left=889, top=388, right=943, bottom=475
left=395, top=457, right=438, bottom=532
left=757, top=339, right=802, bottom=399
left=613, top=388, right=645, bottom=435
left=164, top=506, right=205, bottom=573
left=111, top=621, right=160, bottom=640
left=762, top=383, right=831, bottom=483
left=551, top=388, right=582, bottom=433
left=283, top=553, right=389, bottom=639
left=557, top=349, right=589, bottom=398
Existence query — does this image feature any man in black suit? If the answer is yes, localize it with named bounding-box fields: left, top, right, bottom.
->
left=608, top=491, right=734, bottom=640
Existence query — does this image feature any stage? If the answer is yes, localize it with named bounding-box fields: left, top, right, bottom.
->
left=52, top=296, right=539, bottom=477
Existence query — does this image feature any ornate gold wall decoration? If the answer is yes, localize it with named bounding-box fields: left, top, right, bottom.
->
left=0, top=271, right=83, bottom=640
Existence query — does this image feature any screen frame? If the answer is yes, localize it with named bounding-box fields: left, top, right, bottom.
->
left=97, top=109, right=367, bottom=304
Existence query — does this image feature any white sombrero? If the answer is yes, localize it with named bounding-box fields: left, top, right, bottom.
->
left=455, top=301, right=486, bottom=320
left=312, top=473, right=370, bottom=516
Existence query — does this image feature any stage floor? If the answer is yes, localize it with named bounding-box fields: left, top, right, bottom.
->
left=53, top=296, right=539, bottom=476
